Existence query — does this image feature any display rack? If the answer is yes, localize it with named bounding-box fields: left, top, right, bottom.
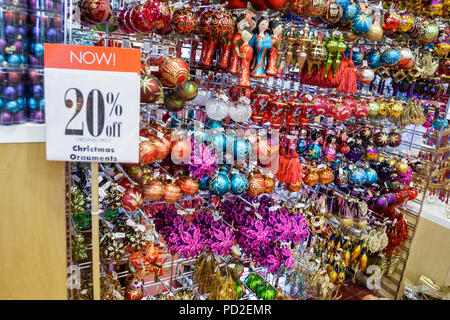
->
left=64, top=0, right=450, bottom=300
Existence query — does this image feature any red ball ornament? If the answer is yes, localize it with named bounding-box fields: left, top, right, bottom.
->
left=121, top=187, right=144, bottom=212
left=8, top=72, right=21, bottom=84
left=140, top=75, right=163, bottom=104
left=199, top=10, right=214, bottom=36
left=322, top=0, right=343, bottom=24
left=130, top=3, right=152, bottom=32
left=312, top=95, right=330, bottom=115
left=143, top=180, right=164, bottom=201
left=139, top=141, right=157, bottom=164
left=179, top=177, right=200, bottom=195
left=171, top=140, right=192, bottom=163
left=142, top=0, right=171, bottom=32
left=374, top=131, right=389, bottom=148
left=338, top=142, right=350, bottom=154
left=407, top=186, right=418, bottom=200
left=164, top=182, right=182, bottom=203
left=80, top=0, right=112, bottom=25
left=171, top=7, right=198, bottom=34
left=117, top=177, right=134, bottom=191
left=264, top=0, right=286, bottom=10
left=250, top=0, right=268, bottom=11
left=331, top=101, right=351, bottom=121
left=159, top=57, right=189, bottom=87
left=247, top=174, right=266, bottom=197
left=383, top=11, right=401, bottom=33
left=210, top=10, right=234, bottom=37
left=149, top=136, right=171, bottom=160
left=342, top=95, right=358, bottom=112
left=227, top=0, right=248, bottom=9
left=353, top=100, right=369, bottom=119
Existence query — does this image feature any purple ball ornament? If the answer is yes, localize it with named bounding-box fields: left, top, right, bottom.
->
left=3, top=86, right=17, bottom=100
left=16, top=84, right=25, bottom=97
left=373, top=195, right=388, bottom=211
left=1, top=112, right=13, bottom=124
left=14, top=110, right=25, bottom=123
left=385, top=192, right=397, bottom=206
left=5, top=25, right=16, bottom=40
left=17, top=27, right=26, bottom=38
left=0, top=39, right=6, bottom=51
left=365, top=145, right=379, bottom=160
left=345, top=141, right=365, bottom=162
left=33, top=85, right=43, bottom=98
left=29, top=56, right=40, bottom=66
left=46, top=29, right=58, bottom=42
left=28, top=0, right=38, bottom=9
left=34, top=111, right=44, bottom=122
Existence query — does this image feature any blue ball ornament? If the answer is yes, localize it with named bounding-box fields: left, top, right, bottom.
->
left=342, top=2, right=359, bottom=21
left=218, top=164, right=231, bottom=175
left=234, top=138, right=250, bottom=160
left=0, top=98, right=3, bottom=109
left=366, top=49, right=381, bottom=69
left=5, top=100, right=18, bottom=113
left=349, top=167, right=367, bottom=185
left=308, top=142, right=321, bottom=160
left=381, top=48, right=400, bottom=67
left=34, top=43, right=44, bottom=57
left=7, top=54, right=21, bottom=67
left=208, top=173, right=231, bottom=196
left=209, top=133, right=227, bottom=153
left=39, top=98, right=45, bottom=110
left=28, top=98, right=38, bottom=110
left=0, top=54, right=4, bottom=64
left=352, top=13, right=372, bottom=34
left=364, top=168, right=378, bottom=185
left=205, top=119, right=223, bottom=129
left=199, top=175, right=210, bottom=191
left=335, top=0, right=348, bottom=10
left=230, top=173, right=249, bottom=195
left=19, top=55, right=26, bottom=64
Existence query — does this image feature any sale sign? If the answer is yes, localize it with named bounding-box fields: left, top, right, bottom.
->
left=44, top=44, right=140, bottom=163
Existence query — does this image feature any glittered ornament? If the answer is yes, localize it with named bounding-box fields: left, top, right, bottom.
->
left=149, top=136, right=171, bottom=160
left=374, top=131, right=389, bottom=148
left=233, top=138, right=250, bottom=161
left=175, top=80, right=198, bottom=101
left=388, top=130, right=402, bottom=147
left=423, top=23, right=439, bottom=41
left=247, top=173, right=266, bottom=197
left=171, top=7, right=198, bottom=34
left=368, top=101, right=380, bottom=117
left=159, top=57, right=189, bottom=87
left=230, top=173, right=249, bottom=195
left=382, top=11, right=400, bottom=33
left=303, top=169, right=319, bottom=187
left=365, top=145, right=379, bottom=160
left=121, top=187, right=144, bottom=212
left=308, top=141, right=322, bottom=159
left=351, top=12, right=372, bottom=34
left=348, top=167, right=367, bottom=185
left=322, top=1, right=343, bottom=24
left=287, top=181, right=302, bottom=192
left=357, top=66, right=375, bottom=84
left=334, top=168, right=348, bottom=186
left=305, top=0, right=327, bottom=17
left=164, top=181, right=182, bottom=203
left=164, top=92, right=184, bottom=112
left=319, top=167, right=334, bottom=184
left=345, top=141, right=365, bottom=162
left=264, top=176, right=275, bottom=193
left=395, top=161, right=409, bottom=174
left=179, top=176, right=200, bottom=195
left=398, top=14, right=414, bottom=32
left=209, top=173, right=231, bottom=196
left=364, top=167, right=378, bottom=185
left=397, top=48, right=415, bottom=70
left=142, top=0, right=171, bottom=32
left=341, top=1, right=359, bottom=21
left=385, top=193, right=397, bottom=206
left=140, top=75, right=163, bottom=104
left=381, top=48, right=400, bottom=67
left=366, top=49, right=381, bottom=69
left=143, top=180, right=164, bottom=201
left=171, top=139, right=192, bottom=163
left=139, top=141, right=157, bottom=164
left=364, top=12, right=383, bottom=41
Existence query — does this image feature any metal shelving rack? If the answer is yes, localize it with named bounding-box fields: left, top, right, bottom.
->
left=63, top=0, right=450, bottom=300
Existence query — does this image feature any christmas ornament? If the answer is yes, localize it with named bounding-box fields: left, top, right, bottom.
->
left=234, top=138, right=250, bottom=161
left=357, top=66, right=375, bottom=84
left=322, top=1, right=343, bottom=24
left=395, top=161, right=409, bottom=174
left=305, top=0, right=327, bottom=17
left=175, top=80, right=198, bottom=101
left=159, top=57, right=189, bottom=87
left=209, top=173, right=231, bottom=196
left=164, top=181, right=182, bottom=203
left=364, top=11, right=383, bottom=41
left=397, top=48, right=415, bottom=70
left=143, top=180, right=164, bottom=201
left=171, top=140, right=191, bottom=163
left=171, top=7, right=197, bottom=34
left=381, top=47, right=400, bottom=67
left=365, top=145, right=378, bottom=160
left=345, top=141, right=365, bottom=161
left=388, top=129, right=402, bottom=147
left=179, top=176, right=200, bottom=195
left=164, top=92, right=184, bottom=112
left=139, top=141, right=157, bottom=164
left=247, top=173, right=266, bottom=197
left=364, top=167, right=378, bottom=185
left=382, top=11, right=401, bottom=33
left=366, top=49, right=381, bottom=69
left=121, top=187, right=144, bottom=212
left=140, top=75, right=163, bottom=104
left=348, top=167, right=367, bottom=185
left=230, top=173, right=249, bottom=195
left=374, top=131, right=389, bottom=148
left=264, top=175, right=275, bottom=193
left=351, top=12, right=372, bottom=34
left=398, top=14, right=414, bottom=32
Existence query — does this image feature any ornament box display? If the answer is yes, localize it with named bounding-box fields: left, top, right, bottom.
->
left=64, top=0, right=450, bottom=300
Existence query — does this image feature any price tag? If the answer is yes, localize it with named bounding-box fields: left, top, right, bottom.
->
left=116, top=185, right=126, bottom=193
left=114, top=173, right=123, bottom=181
left=44, top=44, right=140, bottom=163
left=114, top=232, right=125, bottom=238
left=241, top=96, right=251, bottom=105
left=71, top=174, right=81, bottom=183
left=98, top=187, right=106, bottom=198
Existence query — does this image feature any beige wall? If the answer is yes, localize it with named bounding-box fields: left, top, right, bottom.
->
left=0, top=143, right=67, bottom=299
left=400, top=217, right=450, bottom=298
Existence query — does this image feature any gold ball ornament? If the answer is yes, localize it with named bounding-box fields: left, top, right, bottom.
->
left=395, top=161, right=409, bottom=174
left=388, top=101, right=404, bottom=117
left=264, top=176, right=275, bottom=193
left=376, top=155, right=386, bottom=162
left=387, top=158, right=397, bottom=167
